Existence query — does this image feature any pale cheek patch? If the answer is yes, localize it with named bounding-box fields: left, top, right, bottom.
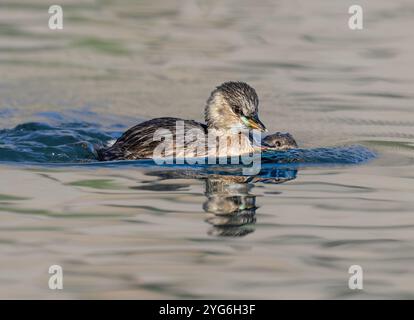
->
left=230, top=122, right=246, bottom=134
left=210, top=96, right=243, bottom=129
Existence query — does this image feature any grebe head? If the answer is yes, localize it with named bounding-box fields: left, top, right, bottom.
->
left=262, top=132, right=298, bottom=150
left=205, top=82, right=267, bottom=132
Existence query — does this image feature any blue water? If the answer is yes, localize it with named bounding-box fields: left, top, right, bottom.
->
left=0, top=115, right=376, bottom=176
left=1, top=0, right=413, bottom=300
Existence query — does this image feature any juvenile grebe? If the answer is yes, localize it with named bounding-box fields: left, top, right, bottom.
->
left=262, top=132, right=298, bottom=150
left=97, top=81, right=268, bottom=161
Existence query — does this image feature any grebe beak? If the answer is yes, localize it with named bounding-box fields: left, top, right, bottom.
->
left=244, top=115, right=267, bottom=132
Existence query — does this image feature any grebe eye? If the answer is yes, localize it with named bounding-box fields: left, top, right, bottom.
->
left=232, top=105, right=242, bottom=115
left=275, top=141, right=282, bottom=147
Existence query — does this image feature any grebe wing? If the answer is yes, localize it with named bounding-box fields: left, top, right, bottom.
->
left=97, top=117, right=207, bottom=161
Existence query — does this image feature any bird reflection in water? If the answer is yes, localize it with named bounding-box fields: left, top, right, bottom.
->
left=143, top=166, right=297, bottom=237
left=203, top=176, right=258, bottom=237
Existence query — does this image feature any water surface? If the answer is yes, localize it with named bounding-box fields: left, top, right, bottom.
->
left=0, top=0, right=414, bottom=299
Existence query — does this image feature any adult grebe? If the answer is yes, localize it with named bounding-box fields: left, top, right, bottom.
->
left=97, top=81, right=268, bottom=161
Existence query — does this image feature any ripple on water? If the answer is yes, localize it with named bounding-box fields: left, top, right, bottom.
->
left=0, top=115, right=376, bottom=176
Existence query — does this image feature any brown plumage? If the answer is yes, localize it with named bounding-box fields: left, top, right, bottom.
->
left=97, top=117, right=207, bottom=160
left=262, top=132, right=298, bottom=150
left=97, top=82, right=268, bottom=161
